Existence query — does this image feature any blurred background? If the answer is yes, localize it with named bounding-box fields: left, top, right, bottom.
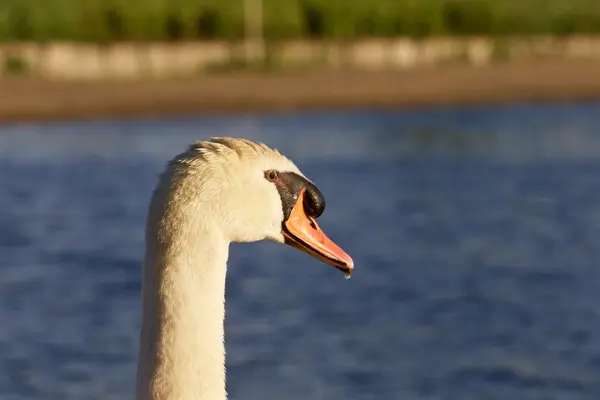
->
left=2, top=1, right=600, bottom=400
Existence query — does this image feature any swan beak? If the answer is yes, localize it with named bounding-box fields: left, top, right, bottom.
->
left=282, top=190, right=354, bottom=276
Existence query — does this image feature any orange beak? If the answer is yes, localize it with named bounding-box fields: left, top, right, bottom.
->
left=282, top=189, right=354, bottom=277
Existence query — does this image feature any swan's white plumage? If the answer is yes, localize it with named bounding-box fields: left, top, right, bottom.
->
left=136, top=137, right=305, bottom=400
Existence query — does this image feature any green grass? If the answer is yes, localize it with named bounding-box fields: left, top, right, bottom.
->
left=3, top=55, right=29, bottom=75
left=0, top=0, right=599, bottom=42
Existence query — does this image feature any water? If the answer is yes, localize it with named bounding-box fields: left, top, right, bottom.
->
left=2, top=102, right=600, bottom=400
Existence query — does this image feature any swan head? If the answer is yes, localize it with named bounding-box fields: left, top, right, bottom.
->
left=163, top=137, right=354, bottom=276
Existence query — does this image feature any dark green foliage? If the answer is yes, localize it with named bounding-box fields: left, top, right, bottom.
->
left=0, top=0, right=599, bottom=42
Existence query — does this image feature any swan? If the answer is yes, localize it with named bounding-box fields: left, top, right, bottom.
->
left=135, top=137, right=354, bottom=400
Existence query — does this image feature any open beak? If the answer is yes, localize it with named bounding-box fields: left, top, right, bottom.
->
left=282, top=190, right=354, bottom=277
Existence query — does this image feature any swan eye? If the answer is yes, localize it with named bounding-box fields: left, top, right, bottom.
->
left=265, top=170, right=278, bottom=182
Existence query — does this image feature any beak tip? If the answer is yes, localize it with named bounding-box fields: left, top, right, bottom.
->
left=339, top=256, right=354, bottom=277
left=346, top=259, right=355, bottom=270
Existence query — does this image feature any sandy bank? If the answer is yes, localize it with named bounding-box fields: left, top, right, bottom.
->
left=2, top=59, right=600, bottom=124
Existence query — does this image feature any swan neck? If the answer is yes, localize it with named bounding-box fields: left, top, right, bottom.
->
left=136, top=227, right=229, bottom=400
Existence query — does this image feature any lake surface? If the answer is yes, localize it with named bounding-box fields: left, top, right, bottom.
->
left=2, top=102, right=600, bottom=400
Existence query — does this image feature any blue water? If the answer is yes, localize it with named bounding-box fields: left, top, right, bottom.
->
left=2, top=103, right=600, bottom=400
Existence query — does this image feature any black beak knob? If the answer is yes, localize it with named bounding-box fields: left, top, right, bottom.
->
left=303, top=183, right=325, bottom=218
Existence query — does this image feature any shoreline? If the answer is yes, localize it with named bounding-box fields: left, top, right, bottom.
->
left=3, top=59, right=600, bottom=124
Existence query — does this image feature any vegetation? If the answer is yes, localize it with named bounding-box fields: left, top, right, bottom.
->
left=0, top=0, right=599, bottom=42
left=3, top=55, right=29, bottom=75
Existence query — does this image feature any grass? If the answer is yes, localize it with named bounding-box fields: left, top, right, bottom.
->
left=3, top=55, right=29, bottom=75
left=0, top=0, right=599, bottom=42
